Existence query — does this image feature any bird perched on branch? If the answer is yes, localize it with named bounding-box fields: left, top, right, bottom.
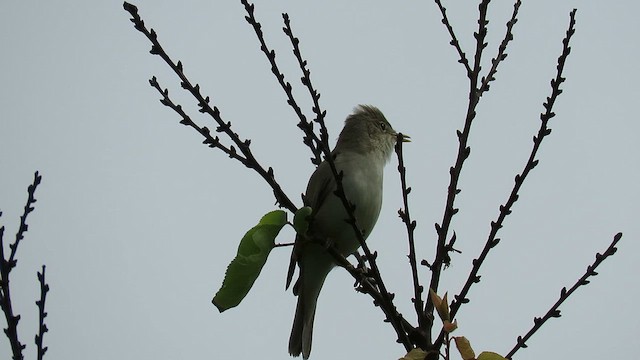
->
left=287, top=105, right=409, bottom=359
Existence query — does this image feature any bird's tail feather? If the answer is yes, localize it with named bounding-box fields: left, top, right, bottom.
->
left=288, top=287, right=317, bottom=358
left=288, top=247, right=333, bottom=359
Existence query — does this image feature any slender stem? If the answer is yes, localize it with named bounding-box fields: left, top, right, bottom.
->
left=123, top=2, right=297, bottom=213
left=36, top=265, right=50, bottom=360
left=505, top=232, right=622, bottom=359
left=241, top=1, right=324, bottom=165
left=426, top=0, right=491, bottom=326
left=478, top=0, right=522, bottom=96
left=281, top=13, right=329, bottom=164
left=395, top=135, right=425, bottom=329
left=434, top=0, right=472, bottom=77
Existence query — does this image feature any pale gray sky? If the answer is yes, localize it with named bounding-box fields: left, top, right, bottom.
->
left=1, top=1, right=638, bottom=359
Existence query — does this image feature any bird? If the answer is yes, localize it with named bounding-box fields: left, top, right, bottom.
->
left=287, top=105, right=409, bottom=359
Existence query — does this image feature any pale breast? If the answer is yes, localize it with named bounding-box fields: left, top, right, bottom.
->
left=310, top=152, right=384, bottom=255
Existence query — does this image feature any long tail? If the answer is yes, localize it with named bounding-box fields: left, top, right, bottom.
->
left=288, top=246, right=334, bottom=359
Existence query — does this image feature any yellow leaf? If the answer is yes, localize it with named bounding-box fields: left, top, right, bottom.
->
left=429, top=288, right=451, bottom=321
left=438, top=292, right=450, bottom=321
left=429, top=288, right=442, bottom=307
left=454, top=336, right=475, bottom=360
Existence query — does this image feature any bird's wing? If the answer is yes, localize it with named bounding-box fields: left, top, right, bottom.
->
left=285, top=158, right=337, bottom=290
left=304, top=159, right=336, bottom=214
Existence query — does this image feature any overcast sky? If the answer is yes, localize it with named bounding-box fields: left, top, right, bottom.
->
left=1, top=1, right=638, bottom=359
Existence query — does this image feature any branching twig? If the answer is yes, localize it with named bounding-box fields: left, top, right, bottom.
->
left=505, top=232, right=622, bottom=359
left=122, top=2, right=297, bottom=213
left=281, top=13, right=331, bottom=164
left=147, top=77, right=250, bottom=165
left=434, top=8, right=579, bottom=349
left=434, top=0, right=472, bottom=78
left=478, top=0, right=522, bottom=96
left=35, top=265, right=49, bottom=360
left=426, top=0, right=491, bottom=325
left=241, top=1, right=324, bottom=166
left=0, top=171, right=43, bottom=360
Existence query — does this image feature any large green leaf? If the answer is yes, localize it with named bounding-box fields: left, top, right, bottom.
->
left=212, top=210, right=287, bottom=312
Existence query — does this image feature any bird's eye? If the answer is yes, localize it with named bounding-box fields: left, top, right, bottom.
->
left=379, top=122, right=386, bottom=130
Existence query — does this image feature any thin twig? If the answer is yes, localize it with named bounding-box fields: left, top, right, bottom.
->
left=122, top=2, right=297, bottom=212
left=241, top=1, right=323, bottom=166
left=426, top=0, right=491, bottom=326
left=8, top=172, right=42, bottom=266
left=434, top=0, right=472, bottom=77
left=35, top=265, right=49, bottom=360
left=478, top=0, right=522, bottom=96
left=281, top=13, right=330, bottom=163
left=147, top=77, right=250, bottom=165
left=395, top=135, right=425, bottom=330
left=505, top=232, right=622, bottom=359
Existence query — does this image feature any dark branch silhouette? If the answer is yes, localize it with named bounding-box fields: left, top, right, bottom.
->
left=36, top=265, right=49, bottom=360
left=506, top=232, right=622, bottom=359
left=426, top=0, right=494, bottom=329
left=0, top=171, right=45, bottom=360
left=395, top=135, right=427, bottom=337
left=446, top=6, right=578, bottom=325
left=123, top=2, right=297, bottom=213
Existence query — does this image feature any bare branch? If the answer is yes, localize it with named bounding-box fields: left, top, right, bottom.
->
left=0, top=171, right=42, bottom=360
left=281, top=13, right=329, bottom=165
left=122, top=2, right=297, bottom=212
left=241, top=1, right=324, bottom=165
left=395, top=135, right=426, bottom=331
left=35, top=265, right=49, bottom=360
left=434, top=8, right=579, bottom=349
left=479, top=0, right=522, bottom=95
left=434, top=0, right=472, bottom=77
left=147, top=77, right=250, bottom=165
left=426, top=0, right=491, bottom=325
left=506, top=232, right=622, bottom=359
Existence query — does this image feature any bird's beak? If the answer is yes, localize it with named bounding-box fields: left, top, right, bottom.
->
left=399, top=133, right=411, bottom=143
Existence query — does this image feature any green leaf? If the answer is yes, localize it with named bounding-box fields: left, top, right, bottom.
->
left=477, top=351, right=507, bottom=360
left=212, top=210, right=287, bottom=312
left=293, top=206, right=312, bottom=235
left=454, top=336, right=475, bottom=360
